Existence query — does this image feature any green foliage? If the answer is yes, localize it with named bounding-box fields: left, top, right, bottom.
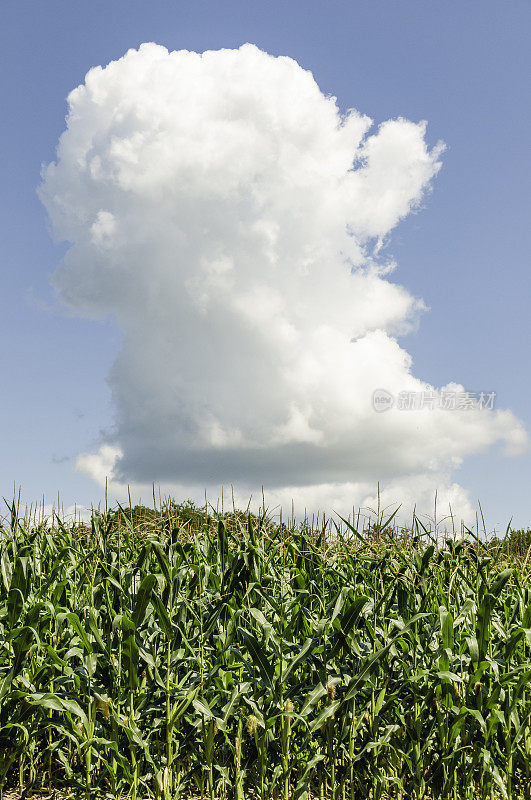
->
left=0, top=500, right=530, bottom=799
left=489, top=529, right=531, bottom=561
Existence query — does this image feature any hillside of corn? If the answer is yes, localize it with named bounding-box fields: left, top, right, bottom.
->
left=0, top=500, right=530, bottom=800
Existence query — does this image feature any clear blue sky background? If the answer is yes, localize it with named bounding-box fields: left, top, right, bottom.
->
left=1, top=0, right=529, bottom=528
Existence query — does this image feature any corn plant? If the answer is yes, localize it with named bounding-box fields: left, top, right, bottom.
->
left=0, top=500, right=529, bottom=799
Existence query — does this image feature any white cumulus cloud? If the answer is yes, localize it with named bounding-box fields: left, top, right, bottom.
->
left=39, top=43, right=527, bottom=525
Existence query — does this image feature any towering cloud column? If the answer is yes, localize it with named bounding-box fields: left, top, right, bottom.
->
left=40, top=43, right=527, bottom=522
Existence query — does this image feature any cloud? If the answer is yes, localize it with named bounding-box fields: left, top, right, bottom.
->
left=40, top=43, right=527, bottom=525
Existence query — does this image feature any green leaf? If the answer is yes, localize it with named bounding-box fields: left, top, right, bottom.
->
left=151, top=591, right=173, bottom=638
left=66, top=612, right=93, bottom=653
left=466, top=636, right=479, bottom=663
left=309, top=699, right=339, bottom=732
left=440, top=607, right=454, bottom=651
left=150, top=541, right=172, bottom=585
left=7, top=587, right=24, bottom=628
left=132, top=573, right=157, bottom=627
left=238, top=626, right=275, bottom=689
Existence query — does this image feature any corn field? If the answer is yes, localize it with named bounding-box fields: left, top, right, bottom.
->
left=0, top=501, right=530, bottom=800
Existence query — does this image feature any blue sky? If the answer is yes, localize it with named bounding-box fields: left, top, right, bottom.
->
left=1, top=0, right=530, bottom=529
